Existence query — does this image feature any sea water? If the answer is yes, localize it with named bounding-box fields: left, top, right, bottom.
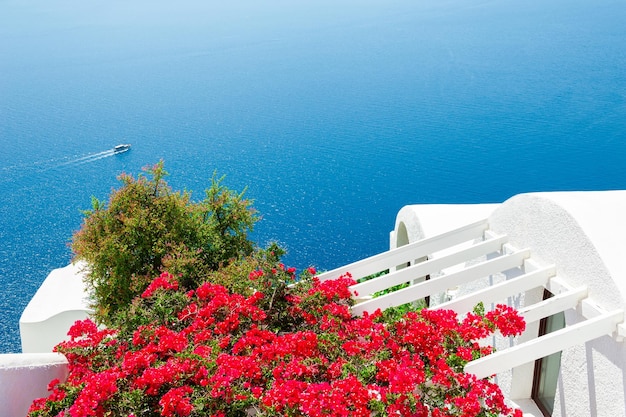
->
left=1, top=0, right=625, bottom=353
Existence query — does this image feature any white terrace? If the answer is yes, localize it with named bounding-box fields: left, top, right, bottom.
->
left=2, top=190, right=626, bottom=417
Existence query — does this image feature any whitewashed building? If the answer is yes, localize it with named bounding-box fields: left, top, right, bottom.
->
left=2, top=190, right=626, bottom=416
left=318, top=190, right=626, bottom=417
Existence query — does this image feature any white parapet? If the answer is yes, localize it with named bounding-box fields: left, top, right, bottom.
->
left=0, top=353, right=68, bottom=417
left=19, top=262, right=92, bottom=353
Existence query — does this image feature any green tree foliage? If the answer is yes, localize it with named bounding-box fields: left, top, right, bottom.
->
left=71, top=161, right=258, bottom=326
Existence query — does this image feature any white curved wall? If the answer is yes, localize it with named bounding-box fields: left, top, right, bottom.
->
left=488, top=191, right=626, bottom=417
left=0, top=353, right=68, bottom=417
left=20, top=262, right=91, bottom=353
left=4, top=263, right=90, bottom=415
left=489, top=191, right=626, bottom=311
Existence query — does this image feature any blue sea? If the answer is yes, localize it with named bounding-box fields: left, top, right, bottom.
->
left=1, top=0, right=625, bottom=353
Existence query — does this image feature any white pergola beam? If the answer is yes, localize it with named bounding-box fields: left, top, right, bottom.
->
left=434, top=265, right=556, bottom=315
left=465, top=309, right=624, bottom=379
left=519, top=286, right=588, bottom=324
left=317, top=219, right=489, bottom=282
left=350, top=235, right=510, bottom=297
left=618, top=324, right=626, bottom=342
left=351, top=248, right=530, bottom=316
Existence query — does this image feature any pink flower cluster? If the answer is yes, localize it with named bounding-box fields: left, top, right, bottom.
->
left=29, top=270, right=524, bottom=417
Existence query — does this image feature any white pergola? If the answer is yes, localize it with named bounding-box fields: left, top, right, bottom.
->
left=317, top=217, right=625, bottom=380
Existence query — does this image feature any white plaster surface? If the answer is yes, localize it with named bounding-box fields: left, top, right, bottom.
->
left=19, top=262, right=92, bottom=353
left=537, top=190, right=626, bottom=309
left=489, top=191, right=626, bottom=311
left=0, top=353, right=68, bottom=417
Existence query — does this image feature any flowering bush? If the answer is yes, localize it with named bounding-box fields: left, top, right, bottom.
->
left=72, top=161, right=258, bottom=327
left=29, top=264, right=525, bottom=417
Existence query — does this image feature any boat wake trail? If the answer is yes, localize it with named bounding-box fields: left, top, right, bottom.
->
left=58, top=149, right=116, bottom=167
left=0, top=148, right=123, bottom=186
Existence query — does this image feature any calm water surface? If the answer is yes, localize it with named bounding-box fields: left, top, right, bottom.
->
left=1, top=0, right=625, bottom=352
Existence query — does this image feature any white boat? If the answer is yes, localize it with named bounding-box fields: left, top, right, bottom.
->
left=114, top=144, right=131, bottom=153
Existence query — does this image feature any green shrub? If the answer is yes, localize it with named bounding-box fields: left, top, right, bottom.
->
left=113, top=243, right=306, bottom=338
left=71, top=161, right=258, bottom=326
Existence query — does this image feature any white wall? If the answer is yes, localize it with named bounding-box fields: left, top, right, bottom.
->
left=393, top=191, right=626, bottom=416
left=0, top=353, right=68, bottom=417
left=489, top=191, right=626, bottom=312
left=2, top=263, right=90, bottom=415
left=19, top=263, right=91, bottom=353
left=489, top=191, right=626, bottom=417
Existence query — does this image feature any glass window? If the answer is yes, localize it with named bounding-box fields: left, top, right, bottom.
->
left=532, top=289, right=566, bottom=416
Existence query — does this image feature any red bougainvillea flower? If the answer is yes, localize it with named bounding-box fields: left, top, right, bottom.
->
left=29, top=268, right=525, bottom=417
left=159, top=386, right=194, bottom=417
left=141, top=272, right=179, bottom=298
